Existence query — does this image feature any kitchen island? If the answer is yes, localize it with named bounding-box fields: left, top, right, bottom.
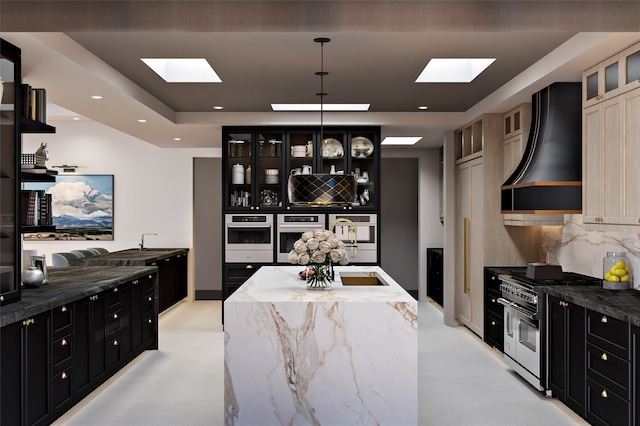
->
left=70, top=248, right=188, bottom=312
left=224, top=265, right=417, bottom=426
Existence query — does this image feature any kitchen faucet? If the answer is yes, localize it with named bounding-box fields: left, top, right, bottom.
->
left=329, top=218, right=358, bottom=255
left=139, top=233, right=157, bottom=250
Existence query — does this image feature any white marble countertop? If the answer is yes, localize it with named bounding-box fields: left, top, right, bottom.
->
left=225, top=265, right=416, bottom=303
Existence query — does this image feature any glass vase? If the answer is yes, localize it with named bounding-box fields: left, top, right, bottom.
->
left=306, top=262, right=333, bottom=290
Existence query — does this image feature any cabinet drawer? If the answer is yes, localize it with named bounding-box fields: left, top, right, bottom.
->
left=484, top=312, right=504, bottom=351
left=586, top=378, right=632, bottom=426
left=586, top=343, right=631, bottom=399
left=106, top=286, right=123, bottom=313
left=224, top=264, right=262, bottom=283
left=144, top=294, right=154, bottom=314
left=586, top=310, right=630, bottom=359
left=106, top=337, right=122, bottom=369
left=51, top=304, right=73, bottom=339
left=51, top=368, right=73, bottom=414
left=485, top=292, right=503, bottom=316
left=51, top=334, right=73, bottom=373
left=106, top=311, right=123, bottom=336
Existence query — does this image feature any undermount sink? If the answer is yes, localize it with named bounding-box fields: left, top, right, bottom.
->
left=339, top=271, right=389, bottom=286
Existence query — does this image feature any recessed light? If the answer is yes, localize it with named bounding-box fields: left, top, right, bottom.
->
left=271, top=104, right=370, bottom=111
left=416, top=58, right=496, bottom=83
left=137, top=119, right=147, bottom=123
left=91, top=95, right=103, bottom=100
left=213, top=106, right=224, bottom=110
left=381, top=137, right=422, bottom=146
left=418, top=106, right=428, bottom=110
left=141, top=58, right=222, bottom=83
left=73, top=117, right=80, bottom=120
left=173, top=137, right=182, bottom=141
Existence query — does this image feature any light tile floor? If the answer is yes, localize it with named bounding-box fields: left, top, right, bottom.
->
left=54, top=300, right=588, bottom=425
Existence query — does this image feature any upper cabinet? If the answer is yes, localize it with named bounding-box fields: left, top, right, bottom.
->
left=583, top=40, right=640, bottom=108
left=223, top=126, right=379, bottom=212
left=583, top=41, right=640, bottom=230
left=502, top=104, right=531, bottom=182
left=455, top=119, right=483, bottom=161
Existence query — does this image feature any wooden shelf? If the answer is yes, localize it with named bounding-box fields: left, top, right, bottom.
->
left=20, top=170, right=57, bottom=182
left=20, top=116, right=56, bottom=134
left=20, top=225, right=55, bottom=233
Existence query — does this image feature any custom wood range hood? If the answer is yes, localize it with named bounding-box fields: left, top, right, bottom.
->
left=501, top=82, right=582, bottom=226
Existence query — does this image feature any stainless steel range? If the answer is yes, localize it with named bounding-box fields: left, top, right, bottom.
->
left=498, top=271, right=600, bottom=394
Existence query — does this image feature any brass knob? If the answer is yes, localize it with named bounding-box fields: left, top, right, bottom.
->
left=601, top=353, right=608, bottom=361
left=61, top=372, right=68, bottom=379
left=61, top=305, right=68, bottom=312
left=601, top=316, right=608, bottom=323
left=246, top=264, right=254, bottom=269
left=148, top=297, right=152, bottom=302
left=0, top=296, right=4, bottom=302
left=148, top=274, right=152, bottom=278
left=113, top=287, right=118, bottom=293
left=148, top=319, right=152, bottom=324
left=491, top=321, right=496, bottom=326
left=601, top=390, right=608, bottom=398
left=114, top=340, right=119, bottom=346
left=114, top=314, right=119, bottom=319
left=61, top=339, right=68, bottom=346
left=133, top=280, right=139, bottom=285
left=491, top=298, right=496, bottom=303
left=165, top=258, right=170, bottom=262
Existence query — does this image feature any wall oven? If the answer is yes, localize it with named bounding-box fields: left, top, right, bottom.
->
left=224, top=214, right=274, bottom=263
left=328, top=213, right=378, bottom=264
left=276, top=213, right=325, bottom=263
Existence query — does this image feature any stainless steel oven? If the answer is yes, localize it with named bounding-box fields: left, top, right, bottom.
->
left=224, top=214, right=274, bottom=263
left=328, top=213, right=378, bottom=264
left=276, top=213, right=326, bottom=263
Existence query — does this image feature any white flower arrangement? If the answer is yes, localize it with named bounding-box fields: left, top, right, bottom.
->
left=287, top=229, right=349, bottom=289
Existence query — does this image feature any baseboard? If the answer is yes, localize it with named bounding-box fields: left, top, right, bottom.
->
left=195, top=290, right=222, bottom=300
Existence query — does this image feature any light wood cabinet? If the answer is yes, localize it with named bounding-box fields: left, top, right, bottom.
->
left=583, top=40, right=640, bottom=109
left=583, top=82, right=640, bottom=228
left=502, top=104, right=531, bottom=181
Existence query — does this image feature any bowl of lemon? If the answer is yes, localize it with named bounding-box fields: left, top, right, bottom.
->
left=603, top=252, right=632, bottom=290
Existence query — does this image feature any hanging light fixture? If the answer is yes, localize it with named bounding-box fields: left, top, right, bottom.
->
left=314, top=37, right=330, bottom=143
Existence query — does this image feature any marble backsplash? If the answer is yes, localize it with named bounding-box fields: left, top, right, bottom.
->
left=540, top=215, right=640, bottom=289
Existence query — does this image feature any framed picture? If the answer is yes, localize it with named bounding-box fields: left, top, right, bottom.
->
left=23, top=174, right=114, bottom=241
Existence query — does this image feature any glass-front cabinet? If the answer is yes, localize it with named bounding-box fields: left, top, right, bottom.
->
left=583, top=40, right=640, bottom=108
left=224, top=126, right=379, bottom=211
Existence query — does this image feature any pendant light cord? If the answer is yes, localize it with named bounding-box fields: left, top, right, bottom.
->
left=314, top=37, right=330, bottom=143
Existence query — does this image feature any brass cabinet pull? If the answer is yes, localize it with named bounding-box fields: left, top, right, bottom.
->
left=0, top=296, right=4, bottom=302
left=601, top=316, right=608, bottom=323
left=148, top=296, right=152, bottom=302
left=61, top=305, right=68, bottom=312
left=148, top=319, right=153, bottom=324
left=491, top=321, right=496, bottom=326
left=491, top=298, right=496, bottom=303
left=61, top=339, right=68, bottom=346
left=151, top=262, right=157, bottom=266
left=463, top=217, right=470, bottom=294
left=601, top=390, right=608, bottom=398
left=148, top=274, right=152, bottom=279
left=165, top=258, right=170, bottom=262
left=113, top=287, right=118, bottom=293
left=133, top=280, right=139, bottom=285
left=61, top=372, right=68, bottom=379
left=601, top=353, right=608, bottom=361
left=114, top=313, right=119, bottom=319
left=246, top=264, right=253, bottom=269
left=22, top=318, right=35, bottom=326
left=90, top=295, right=98, bottom=301
left=114, top=340, right=119, bottom=346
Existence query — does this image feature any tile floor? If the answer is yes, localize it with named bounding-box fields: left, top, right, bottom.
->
left=54, top=300, right=588, bottom=425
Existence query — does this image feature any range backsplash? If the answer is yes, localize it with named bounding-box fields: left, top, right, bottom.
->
left=540, top=215, right=640, bottom=289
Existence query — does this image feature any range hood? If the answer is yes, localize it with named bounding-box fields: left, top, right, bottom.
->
left=501, top=82, right=582, bottom=225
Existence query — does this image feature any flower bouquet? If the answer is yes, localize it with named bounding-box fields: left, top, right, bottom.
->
left=287, top=229, right=349, bottom=290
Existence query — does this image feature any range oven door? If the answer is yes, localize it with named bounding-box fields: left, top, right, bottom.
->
left=328, top=214, right=378, bottom=264
left=225, top=214, right=274, bottom=263
left=502, top=304, right=542, bottom=390
left=276, top=214, right=325, bottom=263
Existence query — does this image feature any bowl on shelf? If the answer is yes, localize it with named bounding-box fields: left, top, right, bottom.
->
left=265, top=168, right=279, bottom=176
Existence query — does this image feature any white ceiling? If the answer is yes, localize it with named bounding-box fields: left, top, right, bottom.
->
left=1, top=2, right=640, bottom=149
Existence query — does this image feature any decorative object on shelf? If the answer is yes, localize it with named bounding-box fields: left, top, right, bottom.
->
left=30, top=255, right=49, bottom=285
left=265, top=168, right=279, bottom=184
left=259, top=189, right=278, bottom=207
left=359, top=188, right=370, bottom=206
left=23, top=174, right=114, bottom=241
left=351, top=136, right=374, bottom=157
left=288, top=174, right=356, bottom=206
left=291, top=144, right=308, bottom=157
left=307, top=140, right=313, bottom=157
left=322, top=138, right=344, bottom=158
left=301, top=164, right=312, bottom=175
left=287, top=228, right=349, bottom=290
left=356, top=171, right=370, bottom=184
left=603, top=251, right=632, bottom=290
left=21, top=266, right=44, bottom=288
left=245, top=166, right=251, bottom=184
left=232, top=163, right=244, bottom=184
left=35, top=142, right=48, bottom=166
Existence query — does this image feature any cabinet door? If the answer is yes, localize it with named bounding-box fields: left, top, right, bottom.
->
left=583, top=97, right=622, bottom=224
left=620, top=42, right=640, bottom=94
left=503, top=134, right=524, bottom=181
left=257, top=130, right=285, bottom=210
left=565, top=301, right=586, bottom=414
left=620, top=89, right=640, bottom=225
left=633, top=325, right=639, bottom=425
left=24, top=312, right=51, bottom=426
left=73, top=294, right=106, bottom=398
left=1, top=321, right=23, bottom=425
left=225, top=130, right=253, bottom=209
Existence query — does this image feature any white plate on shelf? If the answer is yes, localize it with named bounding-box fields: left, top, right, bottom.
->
left=351, top=136, right=374, bottom=157
left=322, top=138, right=344, bottom=158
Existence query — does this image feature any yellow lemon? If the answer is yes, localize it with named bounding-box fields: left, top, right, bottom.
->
left=605, top=272, right=612, bottom=280
left=615, top=261, right=627, bottom=269
left=607, top=275, right=621, bottom=282
left=621, top=274, right=630, bottom=282
left=614, top=268, right=627, bottom=277
left=610, top=266, right=618, bottom=273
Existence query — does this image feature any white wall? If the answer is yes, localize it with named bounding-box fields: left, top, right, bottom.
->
left=23, top=119, right=218, bottom=297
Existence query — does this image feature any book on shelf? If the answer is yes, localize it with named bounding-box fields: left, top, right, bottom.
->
left=21, top=167, right=57, bottom=175
left=20, top=190, right=52, bottom=227
left=20, top=84, right=47, bottom=123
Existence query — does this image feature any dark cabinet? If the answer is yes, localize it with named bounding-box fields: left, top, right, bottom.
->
left=149, top=252, right=187, bottom=313
left=547, top=295, right=586, bottom=415
left=585, top=310, right=632, bottom=426
left=0, top=311, right=51, bottom=426
left=73, top=292, right=107, bottom=397
left=426, top=248, right=443, bottom=306
left=483, top=268, right=504, bottom=352
left=633, top=325, right=639, bottom=426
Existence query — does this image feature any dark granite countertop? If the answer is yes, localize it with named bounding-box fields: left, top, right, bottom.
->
left=545, top=286, right=640, bottom=328
left=70, top=248, right=188, bottom=266
left=0, top=266, right=157, bottom=327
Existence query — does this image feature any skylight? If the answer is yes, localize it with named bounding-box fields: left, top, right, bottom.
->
left=271, top=104, right=370, bottom=111
left=141, top=58, right=221, bottom=83
left=416, top=58, right=496, bottom=83
left=381, top=137, right=422, bottom=146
